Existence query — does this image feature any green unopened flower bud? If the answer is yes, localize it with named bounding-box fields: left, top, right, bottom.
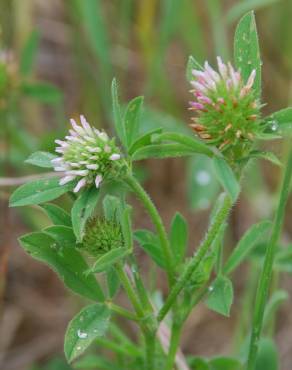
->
left=80, top=217, right=124, bottom=257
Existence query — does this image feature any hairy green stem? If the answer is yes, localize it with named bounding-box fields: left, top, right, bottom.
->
left=165, top=322, right=182, bottom=370
left=124, top=173, right=174, bottom=286
left=247, top=149, right=292, bottom=370
left=158, top=194, right=232, bottom=322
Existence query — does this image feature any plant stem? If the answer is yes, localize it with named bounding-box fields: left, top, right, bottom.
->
left=116, top=263, right=157, bottom=369
left=130, top=256, right=153, bottom=312
left=116, top=263, right=145, bottom=319
left=247, top=149, right=292, bottom=370
left=165, top=322, right=182, bottom=370
left=106, top=301, right=139, bottom=322
left=158, top=193, right=232, bottom=322
left=145, top=332, right=156, bottom=370
left=124, top=173, right=174, bottom=286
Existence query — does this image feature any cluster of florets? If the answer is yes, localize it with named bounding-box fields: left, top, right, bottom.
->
left=81, top=217, right=124, bottom=256
left=189, top=57, right=262, bottom=161
left=52, top=115, right=122, bottom=193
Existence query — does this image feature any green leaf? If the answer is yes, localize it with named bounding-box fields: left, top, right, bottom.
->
left=134, top=230, right=165, bottom=268
left=265, top=107, right=292, bottom=133
left=64, top=303, right=111, bottom=363
left=255, top=338, right=279, bottom=370
left=206, top=275, right=234, bottom=316
left=111, top=78, right=126, bottom=146
left=25, top=151, right=57, bottom=168
left=224, top=220, right=271, bottom=274
left=234, top=11, right=261, bottom=97
left=132, top=143, right=199, bottom=161
left=89, top=248, right=130, bottom=274
left=9, top=177, right=74, bottom=207
left=71, top=187, right=100, bottom=242
left=134, top=229, right=158, bottom=246
left=226, top=0, right=279, bottom=24
left=40, top=203, right=72, bottom=226
left=213, top=157, right=240, bottom=202
left=128, top=128, right=163, bottom=156
left=124, top=96, right=144, bottom=148
left=186, top=55, right=203, bottom=81
left=21, top=82, right=62, bottom=104
left=246, top=151, right=282, bottom=166
left=20, top=30, right=40, bottom=76
left=209, top=357, right=243, bottom=370
left=151, top=132, right=214, bottom=156
left=120, top=205, right=133, bottom=251
left=106, top=267, right=120, bottom=298
left=19, top=232, right=104, bottom=301
left=170, top=212, right=188, bottom=264
left=43, top=225, right=76, bottom=248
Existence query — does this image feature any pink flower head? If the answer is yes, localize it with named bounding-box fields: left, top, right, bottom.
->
left=189, top=57, right=261, bottom=160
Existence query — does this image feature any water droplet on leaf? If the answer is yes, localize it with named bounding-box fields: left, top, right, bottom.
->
left=195, top=170, right=211, bottom=186
left=77, top=329, right=88, bottom=339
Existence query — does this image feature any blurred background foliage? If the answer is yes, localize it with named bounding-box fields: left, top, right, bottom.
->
left=1, top=0, right=292, bottom=369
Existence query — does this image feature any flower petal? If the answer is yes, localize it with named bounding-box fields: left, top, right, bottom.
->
left=95, top=174, right=103, bottom=188
left=73, top=178, right=87, bottom=193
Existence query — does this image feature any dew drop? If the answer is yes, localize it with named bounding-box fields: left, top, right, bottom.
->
left=195, top=170, right=211, bottom=186
left=77, top=346, right=82, bottom=350
left=271, top=121, right=278, bottom=131
left=77, top=329, right=88, bottom=339
left=208, top=286, right=214, bottom=292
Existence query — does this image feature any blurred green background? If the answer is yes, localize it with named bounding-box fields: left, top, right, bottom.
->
left=1, top=1, right=292, bottom=369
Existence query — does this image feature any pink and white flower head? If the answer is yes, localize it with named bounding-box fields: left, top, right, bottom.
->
left=53, top=115, right=121, bottom=193
left=189, top=58, right=261, bottom=160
